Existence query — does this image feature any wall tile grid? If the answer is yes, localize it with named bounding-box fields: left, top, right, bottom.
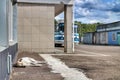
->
left=18, top=4, right=55, bottom=52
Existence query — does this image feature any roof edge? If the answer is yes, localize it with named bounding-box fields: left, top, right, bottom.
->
left=17, top=0, right=73, bottom=5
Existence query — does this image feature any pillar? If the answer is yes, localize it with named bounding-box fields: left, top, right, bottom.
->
left=64, top=5, right=73, bottom=53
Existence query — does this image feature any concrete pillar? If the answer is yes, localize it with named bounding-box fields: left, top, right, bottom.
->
left=64, top=5, right=73, bottom=53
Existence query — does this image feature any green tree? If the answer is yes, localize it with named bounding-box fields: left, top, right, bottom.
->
left=54, top=19, right=58, bottom=32
left=74, top=21, right=101, bottom=37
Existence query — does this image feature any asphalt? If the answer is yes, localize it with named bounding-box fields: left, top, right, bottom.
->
left=12, top=52, right=63, bottom=80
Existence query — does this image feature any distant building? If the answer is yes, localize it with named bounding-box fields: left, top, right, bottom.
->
left=96, top=21, right=120, bottom=45
left=82, top=21, right=120, bottom=45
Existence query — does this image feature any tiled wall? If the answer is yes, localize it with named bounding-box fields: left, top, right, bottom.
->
left=18, top=3, right=55, bottom=52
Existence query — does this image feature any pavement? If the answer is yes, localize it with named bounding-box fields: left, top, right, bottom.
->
left=12, top=44, right=120, bottom=80
left=53, top=44, right=120, bottom=80
left=12, top=52, right=63, bottom=80
left=40, top=54, right=91, bottom=80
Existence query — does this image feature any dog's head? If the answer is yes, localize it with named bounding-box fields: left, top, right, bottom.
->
left=16, top=58, right=23, bottom=66
left=13, top=58, right=25, bottom=67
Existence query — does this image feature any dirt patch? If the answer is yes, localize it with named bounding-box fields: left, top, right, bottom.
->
left=53, top=55, right=120, bottom=80
left=12, top=52, right=63, bottom=80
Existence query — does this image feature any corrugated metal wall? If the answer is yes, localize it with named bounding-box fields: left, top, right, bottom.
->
left=83, top=33, right=93, bottom=44
left=95, top=32, right=108, bottom=45
left=108, top=30, right=120, bottom=45
left=83, top=22, right=120, bottom=45
left=95, top=33, right=100, bottom=44
left=100, top=32, right=108, bottom=44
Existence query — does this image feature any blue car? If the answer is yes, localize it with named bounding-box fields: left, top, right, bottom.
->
left=74, top=33, right=80, bottom=44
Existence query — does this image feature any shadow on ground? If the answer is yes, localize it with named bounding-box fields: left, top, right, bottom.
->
left=12, top=52, right=63, bottom=80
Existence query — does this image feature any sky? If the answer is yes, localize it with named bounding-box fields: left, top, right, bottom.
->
left=55, top=0, right=120, bottom=24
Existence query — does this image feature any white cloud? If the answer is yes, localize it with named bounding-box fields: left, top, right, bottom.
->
left=75, top=0, right=84, bottom=4
left=55, top=0, right=120, bottom=23
left=89, top=20, right=99, bottom=24
left=74, top=0, right=120, bottom=23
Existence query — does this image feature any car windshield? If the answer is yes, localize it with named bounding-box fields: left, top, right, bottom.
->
left=55, top=32, right=64, bottom=35
left=74, top=33, right=79, bottom=36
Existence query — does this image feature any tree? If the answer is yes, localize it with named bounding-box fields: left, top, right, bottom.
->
left=74, top=21, right=101, bottom=37
left=54, top=19, right=58, bottom=32
left=54, top=19, right=58, bottom=26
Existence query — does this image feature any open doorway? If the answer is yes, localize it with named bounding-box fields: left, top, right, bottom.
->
left=54, top=13, right=64, bottom=52
left=54, top=12, right=80, bottom=53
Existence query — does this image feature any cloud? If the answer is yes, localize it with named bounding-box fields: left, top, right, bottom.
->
left=74, top=0, right=120, bottom=23
left=89, top=20, right=99, bottom=24
left=75, top=0, right=120, bottom=12
left=74, top=7, right=90, bottom=18
left=55, top=0, right=120, bottom=23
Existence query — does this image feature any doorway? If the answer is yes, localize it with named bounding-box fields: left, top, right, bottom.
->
left=117, top=32, right=120, bottom=45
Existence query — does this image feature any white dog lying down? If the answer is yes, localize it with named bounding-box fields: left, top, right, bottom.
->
left=15, top=57, right=46, bottom=67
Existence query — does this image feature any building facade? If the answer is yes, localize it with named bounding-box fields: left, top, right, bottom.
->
left=0, top=0, right=74, bottom=80
left=0, top=0, right=17, bottom=80
left=97, top=21, right=120, bottom=45
left=17, top=0, right=74, bottom=53
left=83, top=32, right=93, bottom=44
left=82, top=21, right=120, bottom=45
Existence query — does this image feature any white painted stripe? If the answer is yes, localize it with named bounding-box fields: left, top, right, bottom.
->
left=40, top=54, right=92, bottom=80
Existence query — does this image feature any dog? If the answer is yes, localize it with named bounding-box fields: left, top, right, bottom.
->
left=15, top=57, right=45, bottom=67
